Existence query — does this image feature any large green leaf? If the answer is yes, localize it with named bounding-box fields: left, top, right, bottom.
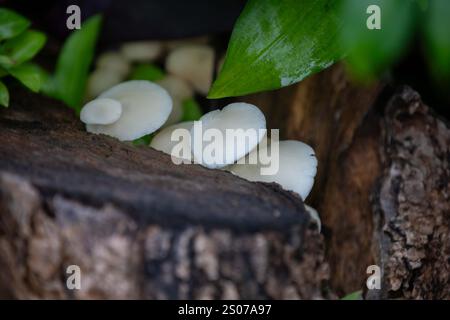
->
left=339, top=0, right=416, bottom=79
left=0, top=30, right=46, bottom=68
left=52, top=15, right=102, bottom=112
left=8, top=63, right=43, bottom=92
left=422, top=0, right=450, bottom=79
left=0, top=80, right=9, bottom=107
left=0, top=8, right=30, bottom=41
left=208, top=0, right=343, bottom=99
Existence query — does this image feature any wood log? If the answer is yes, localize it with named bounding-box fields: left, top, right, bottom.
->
left=261, top=65, right=450, bottom=299
left=0, top=87, right=330, bottom=299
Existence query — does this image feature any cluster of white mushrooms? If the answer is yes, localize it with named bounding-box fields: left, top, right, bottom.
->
left=86, top=38, right=213, bottom=127
left=80, top=38, right=321, bottom=230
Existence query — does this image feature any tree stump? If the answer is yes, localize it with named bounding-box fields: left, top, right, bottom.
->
left=0, top=87, right=330, bottom=299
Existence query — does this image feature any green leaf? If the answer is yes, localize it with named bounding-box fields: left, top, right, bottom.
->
left=0, top=30, right=46, bottom=68
left=208, top=0, right=343, bottom=99
left=133, top=134, right=154, bottom=146
left=339, top=0, right=416, bottom=79
left=52, top=15, right=102, bottom=112
left=181, top=98, right=202, bottom=121
left=422, top=0, right=450, bottom=79
left=129, top=63, right=164, bottom=81
left=0, top=80, right=9, bottom=107
left=8, top=63, right=44, bottom=92
left=0, top=8, right=30, bottom=41
left=341, top=290, right=363, bottom=300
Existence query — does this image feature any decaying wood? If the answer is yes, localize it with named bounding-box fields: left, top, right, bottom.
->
left=266, top=65, right=450, bottom=298
left=0, top=87, right=330, bottom=299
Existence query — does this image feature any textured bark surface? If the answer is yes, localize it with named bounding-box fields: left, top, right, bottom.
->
left=271, top=66, right=450, bottom=299
left=370, top=88, right=450, bottom=299
left=0, top=88, right=330, bottom=299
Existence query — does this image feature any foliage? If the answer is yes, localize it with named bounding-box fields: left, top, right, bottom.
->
left=0, top=8, right=46, bottom=107
left=129, top=63, right=165, bottom=82
left=43, top=15, right=102, bottom=113
left=210, top=0, right=450, bottom=98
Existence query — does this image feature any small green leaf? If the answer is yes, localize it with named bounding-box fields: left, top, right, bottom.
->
left=208, top=0, right=343, bottom=98
left=341, top=290, right=363, bottom=300
left=0, top=30, right=46, bottom=68
left=8, top=63, right=44, bottom=92
left=181, top=98, right=202, bottom=121
left=339, top=0, right=416, bottom=79
left=0, top=80, right=9, bottom=107
left=422, top=0, right=450, bottom=79
left=133, top=134, right=154, bottom=146
left=0, top=8, right=30, bottom=41
left=52, top=15, right=102, bottom=112
left=129, top=63, right=164, bottom=81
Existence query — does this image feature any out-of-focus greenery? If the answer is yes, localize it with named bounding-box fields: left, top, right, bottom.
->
left=341, top=290, right=363, bottom=300
left=0, top=8, right=47, bottom=107
left=423, top=0, right=450, bottom=81
left=181, top=97, right=202, bottom=121
left=132, top=133, right=154, bottom=146
left=129, top=63, right=165, bottom=81
left=339, top=0, right=416, bottom=80
left=43, top=15, right=102, bottom=113
left=210, top=0, right=450, bottom=98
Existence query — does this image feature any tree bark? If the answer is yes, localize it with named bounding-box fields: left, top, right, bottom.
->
left=0, top=87, right=330, bottom=299
left=265, top=65, right=450, bottom=299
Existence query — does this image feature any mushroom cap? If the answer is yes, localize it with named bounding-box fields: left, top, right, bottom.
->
left=166, top=45, right=214, bottom=95
left=191, top=102, right=266, bottom=169
left=157, top=75, right=193, bottom=101
left=151, top=121, right=193, bottom=162
left=80, top=98, right=122, bottom=125
left=86, top=69, right=123, bottom=99
left=229, top=140, right=318, bottom=200
left=163, top=98, right=183, bottom=126
left=96, top=51, right=130, bottom=77
left=120, top=41, right=163, bottom=62
left=86, top=81, right=173, bottom=141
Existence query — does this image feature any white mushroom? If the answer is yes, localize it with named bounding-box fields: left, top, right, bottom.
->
left=85, top=80, right=172, bottom=141
left=80, top=98, right=122, bottom=125
left=157, top=76, right=193, bottom=126
left=229, top=140, right=318, bottom=200
left=166, top=45, right=214, bottom=95
left=86, top=69, right=123, bottom=99
left=164, top=98, right=183, bottom=126
left=151, top=121, right=193, bottom=163
left=191, top=102, right=266, bottom=169
left=120, top=41, right=163, bottom=62
left=96, top=51, right=130, bottom=77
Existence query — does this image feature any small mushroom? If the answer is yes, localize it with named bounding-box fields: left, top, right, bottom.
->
left=85, top=80, right=172, bottom=141
left=191, top=102, right=266, bottom=169
left=229, top=140, right=318, bottom=200
left=96, top=51, right=130, bottom=77
left=157, top=75, right=193, bottom=101
left=166, top=45, right=214, bottom=95
left=157, top=76, right=193, bottom=126
left=80, top=98, right=122, bottom=125
left=86, top=69, right=123, bottom=99
left=151, top=121, right=193, bottom=163
left=120, top=41, right=163, bottom=62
